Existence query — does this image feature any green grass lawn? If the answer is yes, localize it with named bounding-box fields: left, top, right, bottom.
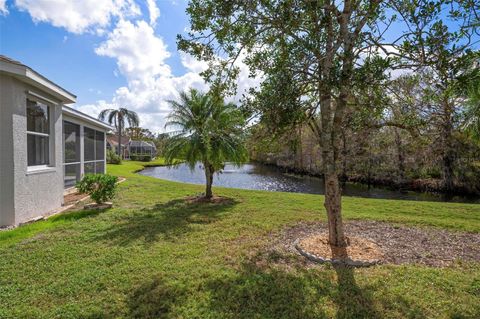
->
left=1, top=160, right=479, bottom=318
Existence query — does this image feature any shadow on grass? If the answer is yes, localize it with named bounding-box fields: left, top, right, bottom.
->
left=0, top=209, right=106, bottom=245
left=49, top=208, right=104, bottom=222
left=127, top=276, right=185, bottom=319
left=207, top=262, right=425, bottom=319
left=126, top=257, right=429, bottom=318
left=329, top=245, right=381, bottom=318
left=92, top=197, right=238, bottom=246
left=204, top=260, right=390, bottom=319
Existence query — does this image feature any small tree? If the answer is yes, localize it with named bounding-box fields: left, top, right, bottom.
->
left=98, top=107, right=139, bottom=158
left=164, top=89, right=248, bottom=199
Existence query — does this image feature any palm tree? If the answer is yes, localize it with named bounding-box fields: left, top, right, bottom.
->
left=98, top=107, right=139, bottom=157
left=164, top=89, right=248, bottom=199
left=464, top=84, right=480, bottom=140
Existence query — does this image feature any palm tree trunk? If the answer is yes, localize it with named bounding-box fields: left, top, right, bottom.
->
left=204, top=162, right=213, bottom=199
left=117, top=119, right=122, bottom=158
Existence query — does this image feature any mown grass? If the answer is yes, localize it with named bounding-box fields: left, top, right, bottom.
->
left=1, top=160, right=479, bottom=318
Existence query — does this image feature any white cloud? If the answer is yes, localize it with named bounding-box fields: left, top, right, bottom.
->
left=230, top=51, right=263, bottom=103
left=180, top=52, right=209, bottom=73
left=146, top=0, right=160, bottom=27
left=76, top=100, right=115, bottom=120
left=95, top=20, right=171, bottom=80
left=14, top=0, right=141, bottom=34
left=76, top=19, right=259, bottom=133
left=77, top=19, right=207, bottom=132
left=0, top=0, right=8, bottom=15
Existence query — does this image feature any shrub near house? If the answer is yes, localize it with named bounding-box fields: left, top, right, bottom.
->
left=107, top=149, right=122, bottom=164
left=76, top=174, right=118, bottom=204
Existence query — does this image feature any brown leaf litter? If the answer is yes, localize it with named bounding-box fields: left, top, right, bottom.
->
left=265, top=220, right=480, bottom=267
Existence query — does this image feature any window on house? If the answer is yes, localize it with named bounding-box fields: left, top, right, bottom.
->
left=27, top=99, right=50, bottom=166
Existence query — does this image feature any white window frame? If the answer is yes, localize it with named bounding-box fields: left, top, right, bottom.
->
left=26, top=95, right=54, bottom=170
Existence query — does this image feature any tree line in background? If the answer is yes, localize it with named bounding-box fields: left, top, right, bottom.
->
left=248, top=71, right=480, bottom=197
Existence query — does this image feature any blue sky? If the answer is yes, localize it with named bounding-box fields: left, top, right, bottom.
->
left=1, top=1, right=191, bottom=103
left=1, top=1, right=476, bottom=133
left=0, top=0, right=240, bottom=132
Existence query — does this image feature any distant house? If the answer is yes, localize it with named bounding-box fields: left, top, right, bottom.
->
left=128, top=140, right=157, bottom=160
left=106, top=135, right=131, bottom=159
left=106, top=135, right=157, bottom=160
left=0, top=55, right=113, bottom=227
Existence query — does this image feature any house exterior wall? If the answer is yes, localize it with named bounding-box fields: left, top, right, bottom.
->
left=2, top=75, right=65, bottom=225
left=0, top=76, right=110, bottom=226
left=0, top=74, right=16, bottom=226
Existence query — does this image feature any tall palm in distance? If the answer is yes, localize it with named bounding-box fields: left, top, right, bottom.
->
left=164, top=89, right=248, bottom=199
left=464, top=84, right=480, bottom=140
left=98, top=107, right=139, bottom=157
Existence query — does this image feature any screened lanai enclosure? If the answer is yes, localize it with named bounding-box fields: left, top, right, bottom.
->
left=127, top=140, right=157, bottom=160
left=63, top=120, right=106, bottom=188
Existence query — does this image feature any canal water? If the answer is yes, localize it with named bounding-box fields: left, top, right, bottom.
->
left=139, top=162, right=479, bottom=203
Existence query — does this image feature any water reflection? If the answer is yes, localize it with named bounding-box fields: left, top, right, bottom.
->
left=139, top=163, right=479, bottom=203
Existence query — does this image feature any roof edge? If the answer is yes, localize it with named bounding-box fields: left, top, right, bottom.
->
left=0, top=55, right=76, bottom=104
left=62, top=105, right=114, bottom=131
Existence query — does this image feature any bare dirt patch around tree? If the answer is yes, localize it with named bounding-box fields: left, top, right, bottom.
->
left=296, top=234, right=384, bottom=266
left=266, top=220, right=480, bottom=267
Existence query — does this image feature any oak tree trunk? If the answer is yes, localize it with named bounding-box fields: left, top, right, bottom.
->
left=340, top=129, right=348, bottom=187
left=442, top=148, right=454, bottom=193
left=394, top=128, right=405, bottom=183
left=441, top=101, right=454, bottom=193
left=324, top=169, right=347, bottom=248
left=317, top=87, right=348, bottom=250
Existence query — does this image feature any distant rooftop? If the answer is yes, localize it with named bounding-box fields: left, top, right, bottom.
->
left=129, top=140, right=157, bottom=149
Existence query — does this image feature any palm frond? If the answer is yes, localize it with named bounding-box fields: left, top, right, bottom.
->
left=98, top=109, right=114, bottom=121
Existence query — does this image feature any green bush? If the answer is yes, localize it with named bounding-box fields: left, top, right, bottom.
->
left=107, top=149, right=122, bottom=164
left=76, top=174, right=118, bottom=204
left=130, top=155, right=152, bottom=162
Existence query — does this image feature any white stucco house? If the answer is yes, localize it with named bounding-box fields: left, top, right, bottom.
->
left=0, top=56, right=113, bottom=227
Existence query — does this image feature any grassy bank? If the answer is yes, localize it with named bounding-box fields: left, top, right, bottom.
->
left=1, top=160, right=479, bottom=318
